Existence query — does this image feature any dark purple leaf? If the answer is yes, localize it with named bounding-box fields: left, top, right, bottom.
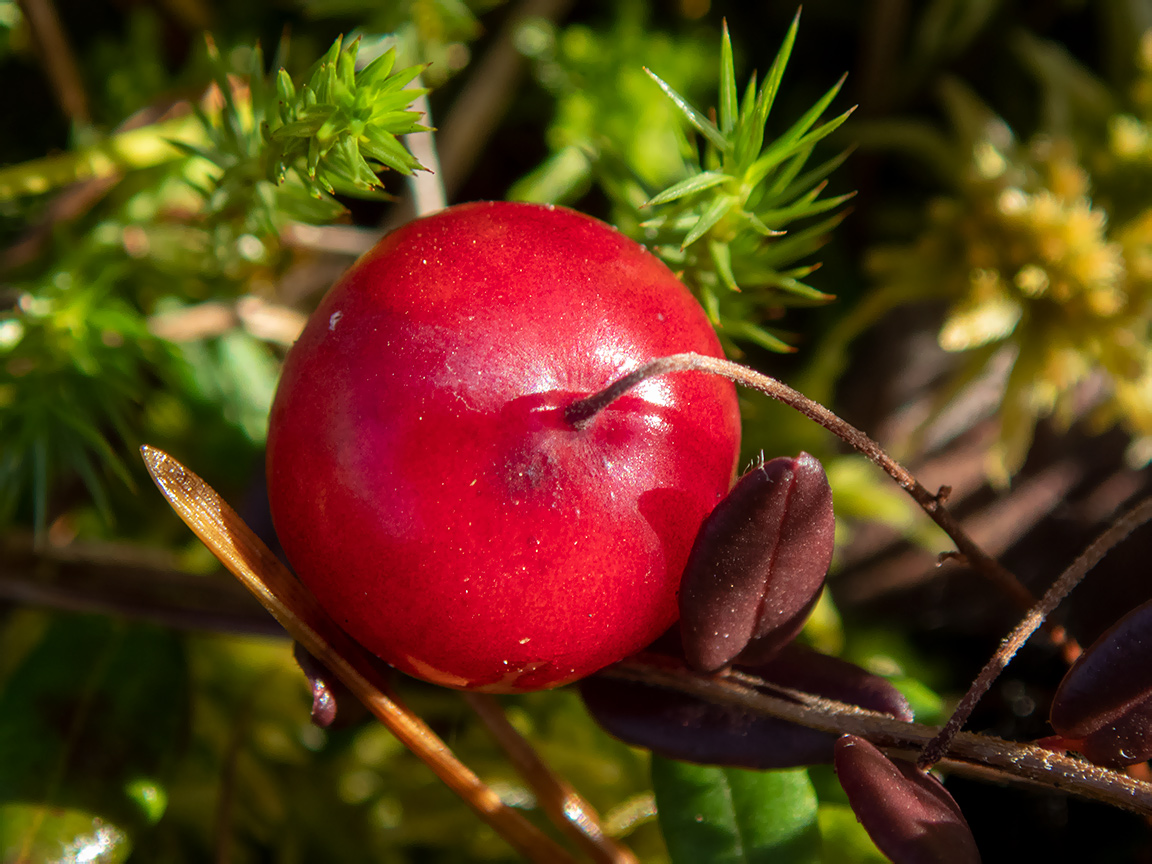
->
left=834, top=735, right=981, bottom=864
left=579, top=642, right=909, bottom=770
left=745, top=643, right=913, bottom=722
left=733, top=590, right=824, bottom=667
left=1051, top=599, right=1152, bottom=739
left=580, top=675, right=837, bottom=769
left=680, top=453, right=835, bottom=672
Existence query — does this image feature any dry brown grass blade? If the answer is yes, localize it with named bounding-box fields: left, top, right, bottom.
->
left=464, top=693, right=638, bottom=864
left=140, top=445, right=578, bottom=864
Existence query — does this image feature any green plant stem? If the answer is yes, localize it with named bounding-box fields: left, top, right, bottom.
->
left=0, top=114, right=204, bottom=200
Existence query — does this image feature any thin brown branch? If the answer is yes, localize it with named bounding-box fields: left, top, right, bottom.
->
left=565, top=352, right=1048, bottom=625
left=436, top=0, right=574, bottom=198
left=147, top=296, right=307, bottom=345
left=383, top=0, right=575, bottom=229
left=464, top=693, right=638, bottom=864
left=0, top=530, right=279, bottom=635
left=141, top=445, right=579, bottom=864
left=605, top=655, right=1152, bottom=815
left=17, top=0, right=90, bottom=124
left=835, top=455, right=1081, bottom=605
left=918, top=495, right=1152, bottom=769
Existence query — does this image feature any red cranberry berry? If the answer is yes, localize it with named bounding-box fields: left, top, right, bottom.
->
left=267, top=202, right=741, bottom=692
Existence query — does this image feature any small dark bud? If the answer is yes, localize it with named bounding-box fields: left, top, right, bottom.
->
left=1051, top=599, right=1152, bottom=740
left=293, top=642, right=351, bottom=728
left=834, top=735, right=981, bottom=864
left=680, top=453, right=835, bottom=672
left=579, top=642, right=909, bottom=770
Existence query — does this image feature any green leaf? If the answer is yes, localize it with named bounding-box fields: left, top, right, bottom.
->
left=817, top=804, right=888, bottom=863
left=0, top=115, right=203, bottom=202
left=508, top=145, right=593, bottom=205
left=768, top=147, right=853, bottom=202
left=756, top=189, right=856, bottom=230
left=358, top=45, right=398, bottom=86
left=755, top=210, right=849, bottom=267
left=682, top=195, right=735, bottom=248
left=645, top=171, right=729, bottom=206
left=700, top=283, right=722, bottom=324
left=719, top=21, right=738, bottom=136
left=645, top=67, right=729, bottom=152
left=710, top=239, right=738, bottom=291
left=652, top=758, right=822, bottom=864
left=746, top=83, right=852, bottom=186
left=729, top=319, right=799, bottom=352
left=734, top=8, right=800, bottom=167
left=739, top=71, right=758, bottom=121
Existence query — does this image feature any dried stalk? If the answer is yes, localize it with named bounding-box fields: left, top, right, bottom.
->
left=17, top=0, right=90, bottom=124
left=141, top=445, right=578, bottom=864
left=464, top=693, right=638, bottom=864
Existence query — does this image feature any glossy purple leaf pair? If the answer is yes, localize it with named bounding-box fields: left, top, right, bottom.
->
left=834, top=735, right=980, bottom=864
left=680, top=453, right=835, bottom=672
left=579, top=642, right=911, bottom=770
left=1050, top=599, right=1152, bottom=767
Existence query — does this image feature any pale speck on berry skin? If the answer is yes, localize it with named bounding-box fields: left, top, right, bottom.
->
left=328, top=310, right=343, bottom=331
left=656, top=313, right=665, bottom=322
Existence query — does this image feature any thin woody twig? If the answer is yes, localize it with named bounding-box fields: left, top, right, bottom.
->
left=383, top=0, right=576, bottom=229
left=565, top=352, right=1051, bottom=628
left=918, top=495, right=1152, bottom=769
left=603, top=655, right=1152, bottom=815
left=0, top=530, right=278, bottom=635
left=464, top=693, right=638, bottom=864
left=17, top=0, right=90, bottom=124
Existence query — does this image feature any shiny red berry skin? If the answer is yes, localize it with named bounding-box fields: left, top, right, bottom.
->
left=266, top=202, right=741, bottom=692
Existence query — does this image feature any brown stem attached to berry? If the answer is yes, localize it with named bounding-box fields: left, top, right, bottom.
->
left=917, top=495, right=1152, bottom=770
left=566, top=352, right=1043, bottom=624
left=140, top=446, right=580, bottom=864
